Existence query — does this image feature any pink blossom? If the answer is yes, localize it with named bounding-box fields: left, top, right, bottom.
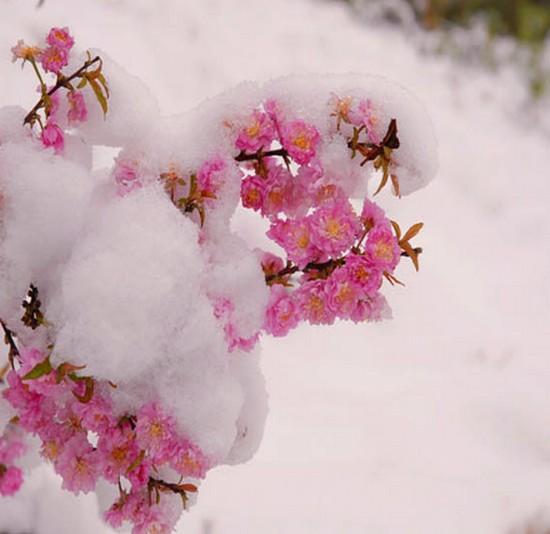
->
left=297, top=161, right=324, bottom=196
left=41, top=121, right=64, bottom=154
left=223, top=321, right=260, bottom=352
left=258, top=250, right=285, bottom=276
left=55, top=435, right=98, bottom=494
left=0, top=424, right=26, bottom=465
left=280, top=119, right=320, bottom=165
left=106, top=489, right=180, bottom=533
left=312, top=183, right=346, bottom=206
left=67, top=90, right=88, bottom=125
left=342, top=253, right=382, bottom=297
left=135, top=403, right=176, bottom=464
left=361, top=198, right=388, bottom=230
left=325, top=269, right=359, bottom=319
left=309, top=199, right=362, bottom=258
left=264, top=99, right=285, bottom=132
left=40, top=45, right=69, bottom=74
left=56, top=401, right=89, bottom=442
left=0, top=465, right=23, bottom=496
left=17, top=348, right=59, bottom=396
left=11, top=40, right=42, bottom=63
left=169, top=440, right=210, bottom=479
left=261, top=164, right=293, bottom=218
left=197, top=156, right=226, bottom=201
left=236, top=110, right=275, bottom=153
left=105, top=490, right=145, bottom=529
left=97, top=424, right=141, bottom=483
left=351, top=293, right=392, bottom=323
left=3, top=371, right=56, bottom=437
left=364, top=226, right=401, bottom=271
left=241, top=174, right=265, bottom=212
left=234, top=332, right=260, bottom=352
left=127, top=456, right=151, bottom=489
left=267, top=218, right=320, bottom=269
left=114, top=159, right=142, bottom=196
left=41, top=438, right=65, bottom=462
left=47, top=90, right=61, bottom=121
left=72, top=392, right=115, bottom=433
left=295, top=280, right=335, bottom=325
left=264, top=285, right=300, bottom=337
left=46, top=27, right=74, bottom=50
left=348, top=99, right=380, bottom=144
left=282, top=175, right=311, bottom=219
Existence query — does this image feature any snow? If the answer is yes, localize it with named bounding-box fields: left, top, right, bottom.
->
left=0, top=0, right=549, bottom=533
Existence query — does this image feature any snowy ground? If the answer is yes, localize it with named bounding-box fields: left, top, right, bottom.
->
left=1, top=0, right=550, bottom=533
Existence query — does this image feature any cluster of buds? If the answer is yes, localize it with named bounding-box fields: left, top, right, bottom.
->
left=11, top=27, right=108, bottom=154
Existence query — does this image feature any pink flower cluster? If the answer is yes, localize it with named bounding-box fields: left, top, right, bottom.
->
left=233, top=100, right=403, bottom=337
left=2, top=347, right=210, bottom=532
left=330, top=94, right=381, bottom=144
left=12, top=27, right=90, bottom=155
left=261, top=199, right=399, bottom=337
left=150, top=99, right=412, bottom=344
left=0, top=423, right=26, bottom=496
left=41, top=27, right=74, bottom=74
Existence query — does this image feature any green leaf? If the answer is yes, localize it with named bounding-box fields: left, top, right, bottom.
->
left=22, top=357, right=53, bottom=380
left=97, top=72, right=110, bottom=98
left=88, top=76, right=108, bottom=117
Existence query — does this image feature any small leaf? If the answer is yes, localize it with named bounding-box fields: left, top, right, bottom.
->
left=400, top=242, right=420, bottom=271
left=196, top=204, right=206, bottom=227
left=390, top=220, right=402, bottom=241
left=97, top=72, right=110, bottom=97
left=179, top=483, right=198, bottom=493
left=76, top=77, right=87, bottom=89
left=390, top=173, right=401, bottom=198
left=58, top=362, right=86, bottom=374
left=88, top=76, right=108, bottom=117
left=72, top=376, right=95, bottom=403
left=402, top=222, right=424, bottom=243
left=189, top=174, right=198, bottom=195
left=22, top=357, right=53, bottom=380
left=373, top=164, right=389, bottom=196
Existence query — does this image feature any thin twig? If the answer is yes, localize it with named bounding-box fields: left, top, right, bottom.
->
left=23, top=56, right=101, bottom=126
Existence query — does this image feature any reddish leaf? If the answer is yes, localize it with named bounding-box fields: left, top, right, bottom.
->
left=402, top=222, right=424, bottom=243
left=390, top=220, right=402, bottom=241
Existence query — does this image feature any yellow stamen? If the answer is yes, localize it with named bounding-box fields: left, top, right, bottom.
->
left=324, top=218, right=342, bottom=239
left=247, top=120, right=261, bottom=138
left=374, top=240, right=394, bottom=262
